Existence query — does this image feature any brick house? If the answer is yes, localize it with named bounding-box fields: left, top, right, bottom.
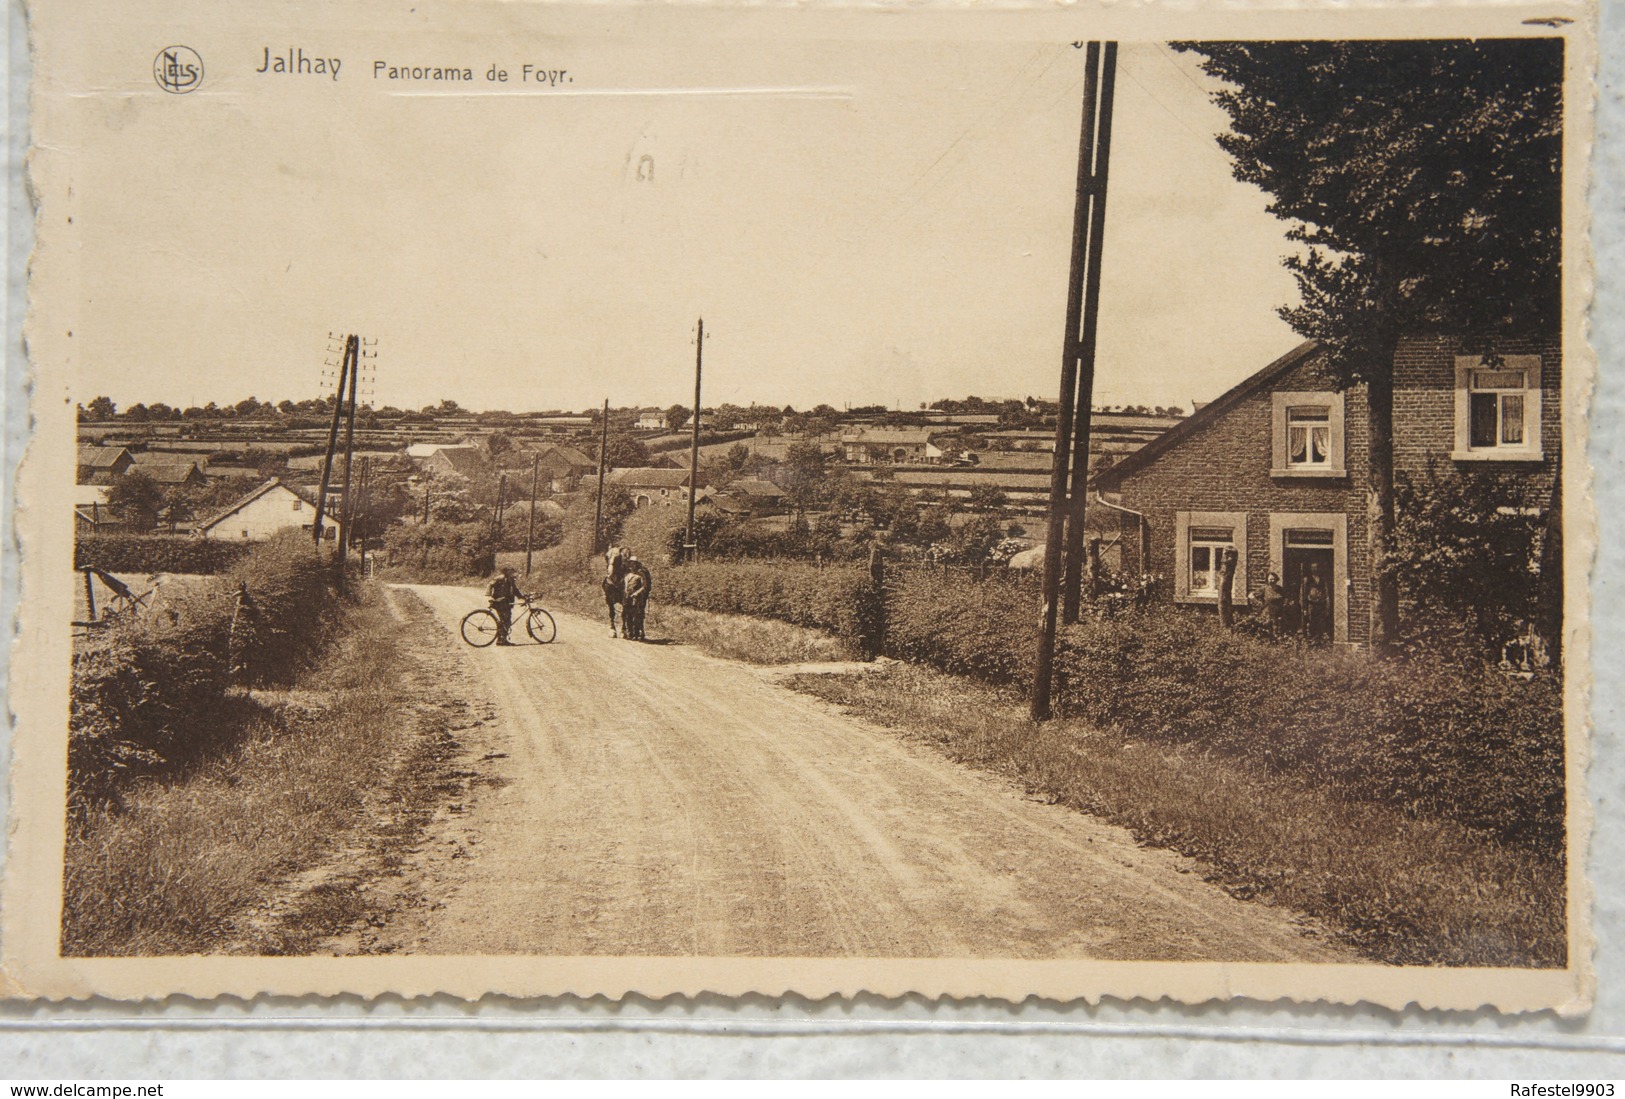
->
left=1092, top=337, right=1559, bottom=646
left=607, top=467, right=707, bottom=508
left=533, top=444, right=598, bottom=493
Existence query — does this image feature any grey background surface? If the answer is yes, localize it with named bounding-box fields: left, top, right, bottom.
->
left=2, top=1, right=1621, bottom=1078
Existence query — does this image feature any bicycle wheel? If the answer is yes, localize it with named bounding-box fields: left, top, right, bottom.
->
left=526, top=608, right=558, bottom=644
left=461, top=608, right=501, bottom=647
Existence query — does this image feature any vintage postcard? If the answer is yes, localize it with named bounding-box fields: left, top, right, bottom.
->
left=4, top=0, right=1597, bottom=1010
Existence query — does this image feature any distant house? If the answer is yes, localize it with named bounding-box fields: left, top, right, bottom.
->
left=710, top=478, right=784, bottom=517
left=422, top=445, right=489, bottom=480
left=195, top=478, right=335, bottom=541
left=840, top=428, right=944, bottom=465
left=533, top=444, right=598, bottom=493
left=131, top=455, right=208, bottom=490
left=607, top=467, right=706, bottom=508
left=1093, top=337, right=1560, bottom=646
left=635, top=409, right=668, bottom=431
left=76, top=445, right=135, bottom=483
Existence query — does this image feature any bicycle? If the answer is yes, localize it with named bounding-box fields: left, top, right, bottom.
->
left=461, top=594, right=558, bottom=647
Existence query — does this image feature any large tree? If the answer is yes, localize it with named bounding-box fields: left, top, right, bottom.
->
left=1175, top=39, right=1563, bottom=652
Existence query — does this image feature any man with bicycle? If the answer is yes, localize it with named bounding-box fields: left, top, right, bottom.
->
left=487, top=565, right=523, bottom=645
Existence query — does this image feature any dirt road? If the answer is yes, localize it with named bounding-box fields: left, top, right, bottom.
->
left=373, top=584, right=1354, bottom=961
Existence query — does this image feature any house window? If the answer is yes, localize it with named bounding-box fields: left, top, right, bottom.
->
left=1188, top=527, right=1234, bottom=598
left=1453, top=355, right=1543, bottom=461
left=1287, top=406, right=1331, bottom=468
left=1271, top=392, right=1345, bottom=477
left=1174, top=510, right=1248, bottom=604
left=292, top=499, right=303, bottom=511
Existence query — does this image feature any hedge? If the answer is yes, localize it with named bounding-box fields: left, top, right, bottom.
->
left=74, top=535, right=254, bottom=575
left=69, top=530, right=338, bottom=808
left=659, top=561, right=883, bottom=657
left=882, top=568, right=1563, bottom=852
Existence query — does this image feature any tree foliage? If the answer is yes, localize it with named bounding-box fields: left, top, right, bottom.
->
left=1174, top=39, right=1563, bottom=377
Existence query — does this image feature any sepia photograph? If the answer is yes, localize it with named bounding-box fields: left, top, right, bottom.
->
left=4, top=0, right=1594, bottom=1009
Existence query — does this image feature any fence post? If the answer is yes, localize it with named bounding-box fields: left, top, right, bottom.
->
left=868, top=543, right=886, bottom=661
left=1218, top=547, right=1237, bottom=630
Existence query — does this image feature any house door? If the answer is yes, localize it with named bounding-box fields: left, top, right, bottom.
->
left=1281, top=529, right=1335, bottom=639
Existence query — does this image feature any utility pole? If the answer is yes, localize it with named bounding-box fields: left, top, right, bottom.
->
left=593, top=398, right=609, bottom=555
left=355, top=456, right=371, bottom=563
left=313, top=334, right=353, bottom=546
left=1061, top=42, right=1118, bottom=624
left=524, top=452, right=541, bottom=577
left=684, top=317, right=704, bottom=564
left=492, top=473, right=508, bottom=545
left=1032, top=42, right=1117, bottom=722
left=336, top=334, right=361, bottom=570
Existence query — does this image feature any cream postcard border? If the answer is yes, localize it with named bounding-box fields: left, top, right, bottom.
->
left=3, top=0, right=1598, bottom=1012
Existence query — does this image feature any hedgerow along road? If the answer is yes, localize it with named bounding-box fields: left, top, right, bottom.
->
left=381, top=583, right=1358, bottom=961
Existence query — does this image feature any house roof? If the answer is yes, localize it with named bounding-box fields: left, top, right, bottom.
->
left=1092, top=340, right=1322, bottom=491
left=841, top=428, right=939, bottom=445
left=428, top=447, right=489, bottom=476
left=77, top=445, right=132, bottom=469
left=728, top=478, right=782, bottom=497
left=132, top=457, right=204, bottom=484
left=708, top=494, right=755, bottom=515
left=538, top=444, right=596, bottom=469
left=607, top=467, right=699, bottom=488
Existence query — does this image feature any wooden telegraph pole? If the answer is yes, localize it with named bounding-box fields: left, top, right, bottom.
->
left=336, top=334, right=361, bottom=570
left=1061, top=43, right=1118, bottom=625
left=313, top=334, right=354, bottom=546
left=593, top=398, right=610, bottom=555
left=1032, top=42, right=1118, bottom=722
left=524, top=452, right=541, bottom=577
left=492, top=473, right=508, bottom=545
left=684, top=318, right=704, bottom=564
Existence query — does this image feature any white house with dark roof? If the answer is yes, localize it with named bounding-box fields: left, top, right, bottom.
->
left=195, top=478, right=337, bottom=541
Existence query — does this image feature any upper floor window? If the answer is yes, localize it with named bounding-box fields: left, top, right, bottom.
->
left=1453, top=355, right=1543, bottom=461
left=1271, top=391, right=1346, bottom=477
left=1287, top=406, right=1331, bottom=469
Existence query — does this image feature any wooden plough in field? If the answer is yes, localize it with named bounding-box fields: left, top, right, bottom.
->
left=72, top=566, right=155, bottom=635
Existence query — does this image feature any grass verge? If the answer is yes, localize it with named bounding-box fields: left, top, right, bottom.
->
left=788, top=661, right=1566, bottom=968
left=61, top=585, right=453, bottom=956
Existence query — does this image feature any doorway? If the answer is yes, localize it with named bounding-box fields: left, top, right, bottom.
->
left=1282, top=529, right=1335, bottom=640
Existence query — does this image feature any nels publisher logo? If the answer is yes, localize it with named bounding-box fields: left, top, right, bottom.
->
left=153, top=45, right=203, bottom=93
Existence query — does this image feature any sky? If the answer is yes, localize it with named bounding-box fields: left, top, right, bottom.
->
left=62, top=15, right=1305, bottom=416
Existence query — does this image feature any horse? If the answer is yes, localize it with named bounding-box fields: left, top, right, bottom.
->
left=603, top=545, right=628, bottom=637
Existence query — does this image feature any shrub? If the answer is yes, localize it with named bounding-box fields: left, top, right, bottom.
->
left=75, top=535, right=254, bottom=575
left=660, top=561, right=882, bottom=656
left=1056, top=611, right=1565, bottom=852
left=883, top=566, right=1040, bottom=683
left=878, top=568, right=1563, bottom=852
left=379, top=520, right=495, bottom=579
left=69, top=531, right=337, bottom=808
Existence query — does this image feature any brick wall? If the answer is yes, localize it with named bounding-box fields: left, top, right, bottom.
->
left=1392, top=335, right=1561, bottom=509
left=1114, top=351, right=1373, bottom=643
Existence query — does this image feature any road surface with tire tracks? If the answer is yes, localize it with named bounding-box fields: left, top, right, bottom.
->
left=364, top=583, right=1356, bottom=961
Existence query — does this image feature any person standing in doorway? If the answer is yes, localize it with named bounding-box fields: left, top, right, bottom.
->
left=1299, top=562, right=1330, bottom=644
